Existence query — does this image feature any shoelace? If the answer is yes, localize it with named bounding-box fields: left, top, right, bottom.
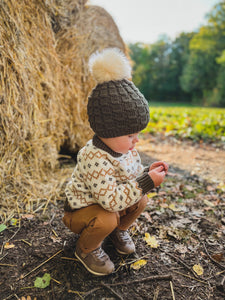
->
left=118, top=230, right=131, bottom=242
left=92, top=247, right=107, bottom=260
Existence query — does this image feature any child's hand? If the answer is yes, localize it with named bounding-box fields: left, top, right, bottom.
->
left=148, top=165, right=166, bottom=187
left=150, top=161, right=169, bottom=174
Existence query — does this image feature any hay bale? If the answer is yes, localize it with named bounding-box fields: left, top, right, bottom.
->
left=54, top=3, right=126, bottom=151
left=0, top=0, right=126, bottom=220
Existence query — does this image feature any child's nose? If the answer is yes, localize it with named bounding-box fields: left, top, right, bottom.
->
left=134, top=136, right=139, bottom=143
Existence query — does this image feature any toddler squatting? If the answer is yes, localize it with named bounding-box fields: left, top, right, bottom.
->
left=63, top=48, right=169, bottom=276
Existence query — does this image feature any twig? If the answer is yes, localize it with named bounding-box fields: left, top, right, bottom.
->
left=173, top=270, right=207, bottom=284
left=221, top=276, right=225, bottom=286
left=49, top=212, right=56, bottom=225
left=170, top=281, right=175, bottom=300
left=202, top=242, right=225, bottom=270
left=61, top=256, right=78, bottom=261
left=20, top=249, right=62, bottom=279
left=68, top=289, right=85, bottom=299
left=2, top=294, right=14, bottom=300
left=83, top=287, right=101, bottom=298
left=0, top=253, right=8, bottom=261
left=101, top=282, right=123, bottom=300
left=167, top=253, right=199, bottom=278
left=51, top=277, right=61, bottom=284
left=0, top=263, right=17, bottom=267
left=107, top=274, right=172, bottom=286
left=153, top=286, right=160, bottom=300
left=124, top=253, right=152, bottom=265
left=205, top=269, right=225, bottom=280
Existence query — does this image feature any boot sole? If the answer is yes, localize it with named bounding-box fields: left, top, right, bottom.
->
left=75, top=251, right=114, bottom=276
left=115, top=247, right=135, bottom=255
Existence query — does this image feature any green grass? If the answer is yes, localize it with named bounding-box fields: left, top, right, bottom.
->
left=143, top=106, right=225, bottom=143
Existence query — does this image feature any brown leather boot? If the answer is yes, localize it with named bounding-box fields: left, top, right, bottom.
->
left=75, top=244, right=115, bottom=276
left=110, top=228, right=135, bottom=254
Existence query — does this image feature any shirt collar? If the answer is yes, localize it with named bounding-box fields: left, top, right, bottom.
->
left=92, top=134, right=123, bottom=158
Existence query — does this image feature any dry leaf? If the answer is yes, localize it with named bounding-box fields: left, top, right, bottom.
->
left=4, top=242, right=15, bottom=249
left=168, top=203, right=180, bottom=211
left=21, top=214, right=34, bottom=220
left=206, top=185, right=215, bottom=192
left=185, top=185, right=194, bottom=191
left=147, top=192, right=157, bottom=198
left=144, top=233, right=159, bottom=248
left=130, top=259, right=147, bottom=270
left=203, top=199, right=215, bottom=207
left=160, top=203, right=168, bottom=208
left=141, top=211, right=153, bottom=223
left=211, top=253, right=224, bottom=262
left=217, top=182, right=225, bottom=191
left=193, top=264, right=204, bottom=275
left=50, top=235, right=62, bottom=243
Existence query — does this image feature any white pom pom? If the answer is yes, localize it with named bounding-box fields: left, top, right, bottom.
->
left=89, top=48, right=132, bottom=84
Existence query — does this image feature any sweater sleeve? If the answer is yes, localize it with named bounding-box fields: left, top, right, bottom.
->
left=136, top=172, right=155, bottom=194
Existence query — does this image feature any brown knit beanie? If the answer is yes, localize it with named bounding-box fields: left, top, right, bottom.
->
left=87, top=48, right=150, bottom=138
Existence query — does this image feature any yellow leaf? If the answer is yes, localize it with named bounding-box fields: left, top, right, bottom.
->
left=4, top=242, right=15, bottom=249
left=131, top=259, right=147, bottom=270
left=168, top=203, right=180, bottom=211
left=217, top=182, right=225, bottom=191
left=193, top=264, right=204, bottom=275
left=144, top=233, right=159, bottom=248
left=147, top=192, right=157, bottom=198
left=10, top=218, right=18, bottom=226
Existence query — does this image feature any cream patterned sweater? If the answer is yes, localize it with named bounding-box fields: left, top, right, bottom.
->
left=65, top=135, right=155, bottom=212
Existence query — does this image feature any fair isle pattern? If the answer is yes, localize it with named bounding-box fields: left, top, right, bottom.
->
left=65, top=140, right=144, bottom=212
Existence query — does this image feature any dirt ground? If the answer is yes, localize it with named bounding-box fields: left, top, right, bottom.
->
left=137, top=134, right=225, bottom=183
left=1, top=136, right=225, bottom=300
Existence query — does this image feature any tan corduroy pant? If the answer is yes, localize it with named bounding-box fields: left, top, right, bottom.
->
left=62, top=195, right=148, bottom=253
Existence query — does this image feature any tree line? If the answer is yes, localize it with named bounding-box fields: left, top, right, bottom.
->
left=129, top=1, right=225, bottom=107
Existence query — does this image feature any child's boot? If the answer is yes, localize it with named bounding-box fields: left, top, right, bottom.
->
left=75, top=243, right=114, bottom=276
left=110, top=228, right=135, bottom=254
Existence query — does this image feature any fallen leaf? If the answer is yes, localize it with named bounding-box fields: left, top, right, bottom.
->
left=50, top=235, right=62, bottom=243
left=144, top=233, right=159, bottom=248
left=160, top=203, right=168, bottom=208
left=34, top=273, right=51, bottom=289
left=141, top=211, right=153, bottom=223
left=168, top=203, right=180, bottom=211
left=4, top=242, right=15, bottom=249
left=185, top=185, right=194, bottom=191
left=147, top=192, right=157, bottom=198
left=10, top=218, right=18, bottom=226
left=206, top=185, right=215, bottom=192
left=211, top=253, right=224, bottom=262
left=130, top=259, right=147, bottom=270
left=21, top=214, right=34, bottom=220
left=193, top=264, right=204, bottom=275
left=203, top=199, right=215, bottom=207
left=174, top=244, right=188, bottom=254
left=217, top=182, right=225, bottom=191
left=0, top=224, right=7, bottom=232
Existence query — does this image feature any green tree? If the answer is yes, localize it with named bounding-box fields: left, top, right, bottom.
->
left=180, top=1, right=225, bottom=106
left=129, top=34, right=192, bottom=102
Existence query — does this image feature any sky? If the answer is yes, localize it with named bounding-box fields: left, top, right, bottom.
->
left=90, top=0, right=220, bottom=44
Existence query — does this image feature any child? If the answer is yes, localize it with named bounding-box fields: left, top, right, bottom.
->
left=63, top=48, right=168, bottom=276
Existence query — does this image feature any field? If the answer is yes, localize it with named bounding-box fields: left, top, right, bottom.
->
left=144, top=106, right=225, bottom=143
left=1, top=105, right=225, bottom=300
